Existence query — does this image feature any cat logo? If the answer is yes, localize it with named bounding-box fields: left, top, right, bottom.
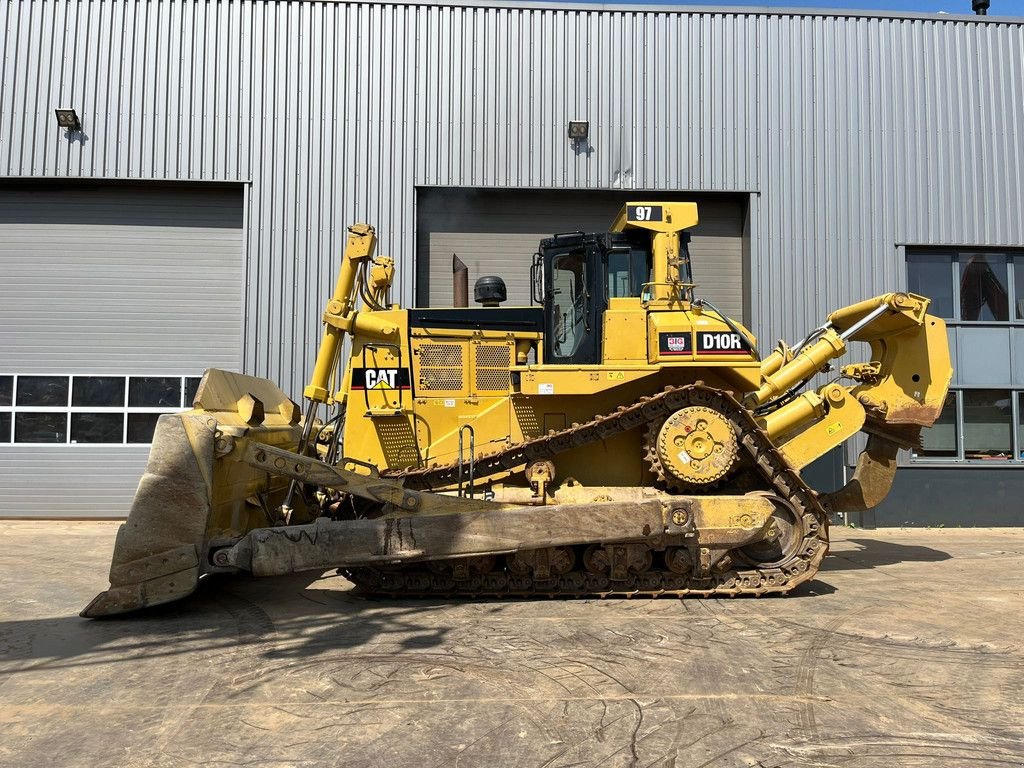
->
left=351, top=368, right=411, bottom=390
left=365, top=369, right=397, bottom=389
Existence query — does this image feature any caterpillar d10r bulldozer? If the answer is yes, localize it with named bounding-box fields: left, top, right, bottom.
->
left=82, top=202, right=952, bottom=617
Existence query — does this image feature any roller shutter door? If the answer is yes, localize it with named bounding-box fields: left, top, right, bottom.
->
left=417, top=189, right=746, bottom=321
left=0, top=181, right=244, bottom=518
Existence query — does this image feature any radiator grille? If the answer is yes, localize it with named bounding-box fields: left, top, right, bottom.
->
left=476, top=368, right=510, bottom=391
left=418, top=343, right=464, bottom=391
left=419, top=344, right=462, bottom=368
left=421, top=368, right=464, bottom=391
left=476, top=345, right=511, bottom=368
left=474, top=344, right=512, bottom=392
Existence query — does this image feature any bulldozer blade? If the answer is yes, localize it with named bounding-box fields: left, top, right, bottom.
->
left=81, top=413, right=216, bottom=617
left=83, top=369, right=302, bottom=618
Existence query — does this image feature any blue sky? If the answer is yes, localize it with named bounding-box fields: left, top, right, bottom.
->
left=565, top=0, right=1024, bottom=15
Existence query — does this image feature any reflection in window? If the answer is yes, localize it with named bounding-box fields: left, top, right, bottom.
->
left=127, top=413, right=162, bottom=443
left=1019, top=393, right=1024, bottom=460
left=551, top=251, right=588, bottom=358
left=71, top=413, right=125, bottom=443
left=16, top=376, right=69, bottom=407
left=963, top=389, right=1011, bottom=460
left=1016, top=259, right=1024, bottom=320
left=129, top=377, right=182, bottom=407
left=0, top=376, right=12, bottom=407
left=907, top=253, right=954, bottom=319
left=185, top=377, right=202, bottom=407
left=916, top=391, right=957, bottom=458
left=959, top=253, right=1008, bottom=321
left=15, top=413, right=67, bottom=443
left=72, top=376, right=126, bottom=407
left=0, top=412, right=9, bottom=442
left=607, top=250, right=632, bottom=299
left=605, top=247, right=649, bottom=300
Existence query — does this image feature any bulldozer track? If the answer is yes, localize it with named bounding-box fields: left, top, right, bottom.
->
left=345, top=384, right=830, bottom=598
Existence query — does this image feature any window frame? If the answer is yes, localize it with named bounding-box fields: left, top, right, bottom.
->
left=907, top=248, right=1020, bottom=326
left=905, top=247, right=1024, bottom=466
left=0, top=374, right=202, bottom=446
left=910, top=388, right=1024, bottom=466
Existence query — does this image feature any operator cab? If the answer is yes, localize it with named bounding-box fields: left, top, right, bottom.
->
left=531, top=229, right=693, bottom=365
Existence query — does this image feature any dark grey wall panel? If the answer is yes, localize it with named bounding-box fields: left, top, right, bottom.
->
left=867, top=468, right=1024, bottom=527
left=417, top=188, right=747, bottom=320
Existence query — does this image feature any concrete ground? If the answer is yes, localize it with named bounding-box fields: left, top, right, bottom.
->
left=1, top=522, right=1022, bottom=768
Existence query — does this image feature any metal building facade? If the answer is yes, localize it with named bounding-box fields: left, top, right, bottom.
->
left=1, top=0, right=1023, bottom=521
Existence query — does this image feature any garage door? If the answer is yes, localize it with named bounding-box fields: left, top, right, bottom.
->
left=0, top=181, right=244, bottom=517
left=417, top=189, right=747, bottom=321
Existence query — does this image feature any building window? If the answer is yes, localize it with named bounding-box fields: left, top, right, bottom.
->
left=917, top=391, right=957, bottom=458
left=907, top=253, right=955, bottom=319
left=1018, top=393, right=1024, bottom=455
left=913, top=389, right=1024, bottom=463
left=909, top=248, right=1024, bottom=466
left=0, top=375, right=202, bottom=446
left=907, top=250, right=1019, bottom=323
left=963, top=389, right=1012, bottom=460
left=959, top=254, right=1009, bottom=321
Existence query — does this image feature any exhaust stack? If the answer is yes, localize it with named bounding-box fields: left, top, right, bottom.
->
left=453, top=254, right=469, bottom=307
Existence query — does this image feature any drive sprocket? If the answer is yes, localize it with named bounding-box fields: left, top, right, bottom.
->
left=645, top=405, right=739, bottom=491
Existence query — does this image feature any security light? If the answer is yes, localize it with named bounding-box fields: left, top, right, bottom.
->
left=55, top=108, right=81, bottom=131
left=567, top=121, right=589, bottom=142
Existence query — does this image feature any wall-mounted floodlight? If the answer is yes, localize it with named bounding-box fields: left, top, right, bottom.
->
left=568, top=120, right=589, bottom=149
left=55, top=108, right=81, bottom=131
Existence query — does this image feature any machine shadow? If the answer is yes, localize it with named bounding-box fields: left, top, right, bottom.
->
left=2, top=566, right=846, bottom=672
left=0, top=572, right=455, bottom=670
left=822, top=536, right=952, bottom=571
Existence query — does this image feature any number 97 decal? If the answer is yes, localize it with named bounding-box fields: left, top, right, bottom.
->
left=627, top=205, right=664, bottom=222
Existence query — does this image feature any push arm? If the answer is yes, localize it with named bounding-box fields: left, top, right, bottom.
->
left=305, top=224, right=382, bottom=403
left=745, top=293, right=952, bottom=493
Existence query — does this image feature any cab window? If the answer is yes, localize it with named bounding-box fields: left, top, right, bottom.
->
left=606, top=246, right=651, bottom=299
left=551, top=251, right=588, bottom=358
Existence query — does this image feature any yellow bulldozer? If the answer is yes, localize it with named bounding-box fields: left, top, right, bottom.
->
left=83, top=202, right=952, bottom=617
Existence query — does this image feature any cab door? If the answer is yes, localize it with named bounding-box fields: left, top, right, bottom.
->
left=543, top=239, right=602, bottom=365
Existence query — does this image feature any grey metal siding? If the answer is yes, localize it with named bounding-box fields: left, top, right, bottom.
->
left=0, top=182, right=244, bottom=373
left=0, top=181, right=243, bottom=517
left=0, top=447, right=149, bottom=518
left=417, top=188, right=746, bottom=320
left=2, top=2, right=1020, bottom=399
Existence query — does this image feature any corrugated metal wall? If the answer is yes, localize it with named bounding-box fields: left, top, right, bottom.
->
left=0, top=182, right=244, bottom=373
left=1, top=0, right=1021, bottom=397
